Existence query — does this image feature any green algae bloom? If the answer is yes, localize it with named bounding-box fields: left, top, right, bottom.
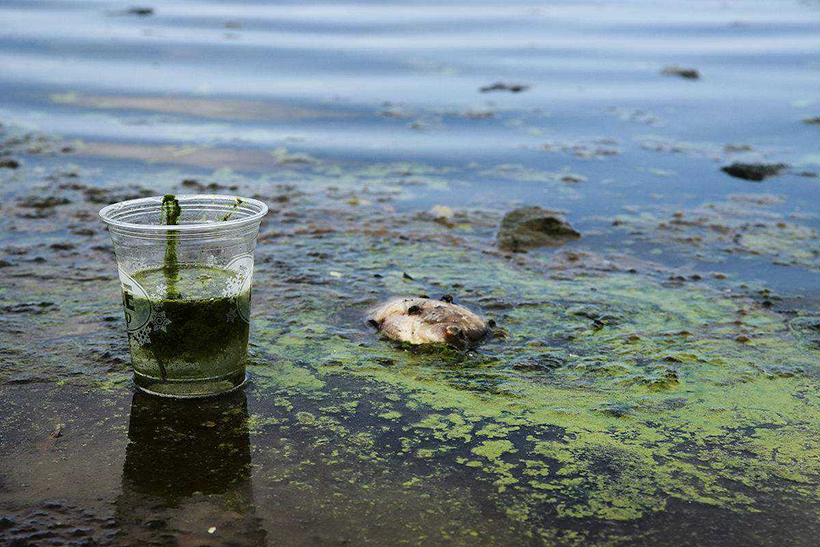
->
left=128, top=266, right=250, bottom=396
left=241, top=230, right=820, bottom=543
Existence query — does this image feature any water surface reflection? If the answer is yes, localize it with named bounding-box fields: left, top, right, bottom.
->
left=117, top=391, right=267, bottom=545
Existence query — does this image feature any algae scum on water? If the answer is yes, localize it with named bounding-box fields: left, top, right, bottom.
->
left=240, top=223, right=820, bottom=544
left=1, top=135, right=819, bottom=544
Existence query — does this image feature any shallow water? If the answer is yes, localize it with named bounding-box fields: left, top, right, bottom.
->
left=1, top=1, right=820, bottom=545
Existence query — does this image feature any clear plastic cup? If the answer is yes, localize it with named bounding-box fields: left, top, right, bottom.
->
left=100, top=194, right=268, bottom=398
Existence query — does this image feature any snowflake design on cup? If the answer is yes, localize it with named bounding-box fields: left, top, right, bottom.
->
left=131, top=326, right=152, bottom=346
left=128, top=257, right=150, bottom=273
left=150, top=283, right=167, bottom=300
left=222, top=273, right=244, bottom=297
left=226, top=307, right=238, bottom=323
left=151, top=309, right=172, bottom=333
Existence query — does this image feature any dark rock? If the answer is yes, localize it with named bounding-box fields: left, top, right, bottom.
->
left=497, top=206, right=580, bottom=251
left=479, top=82, right=530, bottom=93
left=82, top=186, right=152, bottom=204
left=19, top=196, right=71, bottom=209
left=50, top=243, right=76, bottom=251
left=180, top=178, right=238, bottom=192
left=1, top=301, right=55, bottom=314
left=0, top=159, right=20, bottom=169
left=721, top=162, right=788, bottom=182
left=126, top=7, right=153, bottom=16
left=803, top=117, right=820, bottom=125
left=661, top=66, right=700, bottom=79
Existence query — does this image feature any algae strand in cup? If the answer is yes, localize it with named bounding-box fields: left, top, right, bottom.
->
left=161, top=194, right=181, bottom=299
left=221, top=197, right=243, bottom=221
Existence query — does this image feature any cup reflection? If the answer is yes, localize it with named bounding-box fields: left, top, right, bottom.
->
left=116, top=391, right=267, bottom=545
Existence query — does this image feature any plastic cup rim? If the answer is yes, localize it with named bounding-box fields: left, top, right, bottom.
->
left=99, top=194, right=269, bottom=232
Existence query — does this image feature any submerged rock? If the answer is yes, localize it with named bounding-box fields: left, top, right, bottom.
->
left=721, top=162, right=788, bottom=181
left=367, top=296, right=489, bottom=348
left=497, top=206, right=580, bottom=252
left=803, top=117, right=820, bottom=125
left=661, top=66, right=700, bottom=80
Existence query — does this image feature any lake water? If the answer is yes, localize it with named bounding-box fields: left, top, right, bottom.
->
left=1, top=1, right=820, bottom=545
left=2, top=0, right=820, bottom=286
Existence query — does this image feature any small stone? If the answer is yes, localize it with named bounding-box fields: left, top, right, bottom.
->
left=661, top=66, right=700, bottom=79
left=479, top=82, right=530, bottom=93
left=721, top=162, right=787, bottom=182
left=50, top=243, right=75, bottom=251
left=126, top=7, right=154, bottom=16
left=19, top=196, right=71, bottom=209
left=735, top=334, right=750, bottom=343
left=497, top=206, right=580, bottom=252
left=0, top=159, right=20, bottom=169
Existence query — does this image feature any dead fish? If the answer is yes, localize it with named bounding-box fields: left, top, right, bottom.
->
left=367, top=296, right=489, bottom=348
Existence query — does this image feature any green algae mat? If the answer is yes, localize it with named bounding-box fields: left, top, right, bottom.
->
left=1, top=142, right=819, bottom=546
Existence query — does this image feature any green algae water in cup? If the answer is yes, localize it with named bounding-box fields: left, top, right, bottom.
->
left=100, top=194, right=268, bottom=398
